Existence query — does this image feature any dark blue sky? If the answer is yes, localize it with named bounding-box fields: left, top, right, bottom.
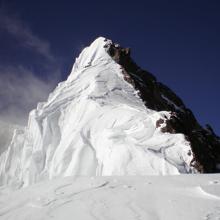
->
left=0, top=0, right=219, bottom=135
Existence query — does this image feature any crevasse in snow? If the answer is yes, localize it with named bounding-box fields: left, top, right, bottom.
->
left=0, top=37, right=195, bottom=187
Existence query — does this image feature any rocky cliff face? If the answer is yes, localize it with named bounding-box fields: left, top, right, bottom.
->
left=106, top=41, right=220, bottom=173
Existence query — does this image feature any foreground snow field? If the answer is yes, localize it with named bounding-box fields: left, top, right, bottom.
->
left=0, top=175, right=220, bottom=220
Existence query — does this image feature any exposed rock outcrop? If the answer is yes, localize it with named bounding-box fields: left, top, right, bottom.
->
left=107, top=41, right=220, bottom=173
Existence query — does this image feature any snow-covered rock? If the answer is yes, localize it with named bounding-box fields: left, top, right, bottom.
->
left=0, top=37, right=198, bottom=187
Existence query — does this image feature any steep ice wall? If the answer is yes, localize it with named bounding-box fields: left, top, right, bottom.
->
left=0, top=121, right=23, bottom=155
left=0, top=37, right=194, bottom=187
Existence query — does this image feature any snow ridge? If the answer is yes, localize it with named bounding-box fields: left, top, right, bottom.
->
left=0, top=37, right=194, bottom=187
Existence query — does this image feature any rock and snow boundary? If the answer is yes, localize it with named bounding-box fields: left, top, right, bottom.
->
left=0, top=37, right=197, bottom=187
left=0, top=37, right=199, bottom=186
left=0, top=37, right=220, bottom=220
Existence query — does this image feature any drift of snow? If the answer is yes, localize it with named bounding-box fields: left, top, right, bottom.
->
left=0, top=175, right=220, bottom=220
left=0, top=37, right=195, bottom=187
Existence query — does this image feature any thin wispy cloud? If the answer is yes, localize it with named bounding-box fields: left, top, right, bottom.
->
left=0, top=65, right=61, bottom=125
left=0, top=8, right=54, bottom=61
left=0, top=6, right=62, bottom=126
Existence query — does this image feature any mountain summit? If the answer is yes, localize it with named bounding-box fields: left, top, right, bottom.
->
left=0, top=37, right=220, bottom=187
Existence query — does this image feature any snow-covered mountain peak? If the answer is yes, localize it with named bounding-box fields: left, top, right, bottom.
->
left=67, top=37, right=112, bottom=81
left=1, top=37, right=220, bottom=188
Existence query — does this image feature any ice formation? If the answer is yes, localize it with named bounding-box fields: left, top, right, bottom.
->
left=0, top=37, right=195, bottom=187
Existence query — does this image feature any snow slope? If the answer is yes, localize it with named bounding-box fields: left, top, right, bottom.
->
left=0, top=175, right=220, bottom=220
left=0, top=37, right=195, bottom=187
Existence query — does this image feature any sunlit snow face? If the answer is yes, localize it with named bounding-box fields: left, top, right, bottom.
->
left=0, top=37, right=195, bottom=188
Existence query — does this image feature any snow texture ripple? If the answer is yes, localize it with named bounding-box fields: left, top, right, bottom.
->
left=0, top=175, right=220, bottom=220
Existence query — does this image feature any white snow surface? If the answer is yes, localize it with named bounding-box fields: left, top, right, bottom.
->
left=0, top=37, right=195, bottom=187
left=0, top=175, right=220, bottom=220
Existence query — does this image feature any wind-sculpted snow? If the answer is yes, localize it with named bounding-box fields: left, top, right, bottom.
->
left=0, top=37, right=194, bottom=187
left=0, top=121, right=23, bottom=155
left=0, top=175, right=220, bottom=220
